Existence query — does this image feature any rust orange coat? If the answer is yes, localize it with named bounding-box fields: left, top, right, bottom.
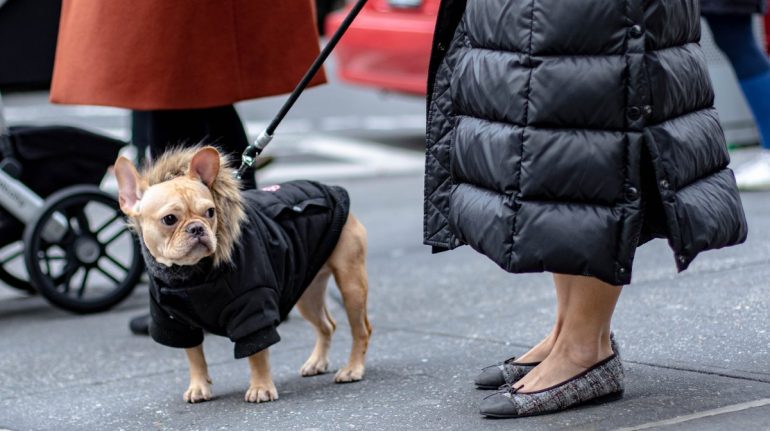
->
left=50, top=0, right=326, bottom=110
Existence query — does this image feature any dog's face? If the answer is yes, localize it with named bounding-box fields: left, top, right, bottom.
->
left=114, top=147, right=221, bottom=267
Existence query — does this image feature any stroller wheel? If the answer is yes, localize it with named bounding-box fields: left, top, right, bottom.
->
left=23, top=185, right=144, bottom=314
left=0, top=242, right=36, bottom=294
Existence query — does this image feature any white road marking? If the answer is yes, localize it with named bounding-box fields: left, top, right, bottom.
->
left=5, top=101, right=425, bottom=183
left=243, top=115, right=425, bottom=135
left=4, top=105, right=425, bottom=135
left=3, top=104, right=125, bottom=120
left=101, top=135, right=424, bottom=192
left=260, top=136, right=424, bottom=183
left=615, top=398, right=770, bottom=431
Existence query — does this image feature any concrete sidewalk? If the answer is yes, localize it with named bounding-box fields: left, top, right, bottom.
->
left=1, top=172, right=769, bottom=430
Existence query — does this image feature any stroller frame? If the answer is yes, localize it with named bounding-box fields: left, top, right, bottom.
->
left=0, top=90, right=144, bottom=313
left=0, top=92, right=68, bottom=242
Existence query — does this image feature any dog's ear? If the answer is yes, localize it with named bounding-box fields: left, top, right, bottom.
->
left=188, top=146, right=221, bottom=187
left=114, top=156, right=146, bottom=217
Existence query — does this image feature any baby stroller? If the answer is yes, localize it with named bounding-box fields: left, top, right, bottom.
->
left=0, top=92, right=144, bottom=313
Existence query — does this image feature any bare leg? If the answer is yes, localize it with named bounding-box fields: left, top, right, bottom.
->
left=183, top=344, right=212, bottom=403
left=513, top=274, right=621, bottom=392
left=296, top=269, right=336, bottom=376
left=328, top=215, right=372, bottom=383
left=515, top=275, right=572, bottom=363
left=245, top=349, right=278, bottom=403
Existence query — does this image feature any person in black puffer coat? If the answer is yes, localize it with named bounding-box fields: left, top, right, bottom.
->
left=423, top=0, right=748, bottom=417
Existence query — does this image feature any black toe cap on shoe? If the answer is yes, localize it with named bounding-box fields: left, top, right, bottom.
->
left=479, top=393, right=519, bottom=418
left=475, top=366, right=505, bottom=389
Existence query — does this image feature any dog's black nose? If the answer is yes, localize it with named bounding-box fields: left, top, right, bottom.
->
left=186, top=223, right=205, bottom=238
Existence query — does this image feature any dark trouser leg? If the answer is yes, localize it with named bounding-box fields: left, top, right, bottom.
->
left=705, top=13, right=770, bottom=149
left=133, top=105, right=257, bottom=189
left=704, top=13, right=770, bottom=81
left=130, top=112, right=149, bottom=166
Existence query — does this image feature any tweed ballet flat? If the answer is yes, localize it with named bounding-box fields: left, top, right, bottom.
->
left=475, top=334, right=619, bottom=390
left=478, top=352, right=625, bottom=418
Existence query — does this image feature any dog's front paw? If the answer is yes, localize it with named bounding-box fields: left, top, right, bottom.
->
left=334, top=364, right=365, bottom=383
left=184, top=379, right=212, bottom=403
left=300, top=356, right=329, bottom=377
left=244, top=382, right=278, bottom=403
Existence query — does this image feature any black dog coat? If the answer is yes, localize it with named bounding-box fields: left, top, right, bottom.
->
left=148, top=180, right=350, bottom=358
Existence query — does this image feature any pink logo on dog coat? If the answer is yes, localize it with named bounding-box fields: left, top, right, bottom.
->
left=261, top=185, right=281, bottom=192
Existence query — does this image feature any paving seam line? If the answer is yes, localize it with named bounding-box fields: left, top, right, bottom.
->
left=614, top=398, right=770, bottom=430
left=626, top=360, right=770, bottom=383
left=364, top=324, right=770, bottom=384
left=0, top=343, right=314, bottom=402
left=630, top=255, right=770, bottom=287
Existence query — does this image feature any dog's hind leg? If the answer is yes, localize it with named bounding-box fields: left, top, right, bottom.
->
left=296, top=269, right=336, bottom=376
left=328, top=214, right=372, bottom=383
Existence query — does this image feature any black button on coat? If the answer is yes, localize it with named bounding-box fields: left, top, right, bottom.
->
left=423, top=0, right=748, bottom=285
left=149, top=181, right=350, bottom=358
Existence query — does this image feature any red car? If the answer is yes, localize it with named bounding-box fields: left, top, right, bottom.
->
left=326, top=0, right=438, bottom=95
left=330, top=2, right=770, bottom=95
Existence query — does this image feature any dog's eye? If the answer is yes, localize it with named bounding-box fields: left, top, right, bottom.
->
left=205, top=208, right=215, bottom=218
left=161, top=215, right=178, bottom=226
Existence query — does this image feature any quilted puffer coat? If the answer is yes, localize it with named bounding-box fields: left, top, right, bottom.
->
left=423, top=0, right=748, bottom=285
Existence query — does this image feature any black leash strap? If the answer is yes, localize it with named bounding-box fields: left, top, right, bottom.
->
left=236, top=0, right=369, bottom=179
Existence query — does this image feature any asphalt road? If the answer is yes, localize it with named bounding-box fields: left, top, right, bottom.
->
left=1, top=71, right=769, bottom=430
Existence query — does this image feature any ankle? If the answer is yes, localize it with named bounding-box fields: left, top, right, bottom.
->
left=550, top=339, right=610, bottom=368
left=517, top=333, right=557, bottom=363
left=532, top=333, right=557, bottom=357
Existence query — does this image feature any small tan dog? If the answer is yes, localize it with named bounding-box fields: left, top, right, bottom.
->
left=114, top=146, right=371, bottom=403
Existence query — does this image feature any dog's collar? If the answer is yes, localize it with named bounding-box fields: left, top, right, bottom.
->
left=140, top=242, right=215, bottom=287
